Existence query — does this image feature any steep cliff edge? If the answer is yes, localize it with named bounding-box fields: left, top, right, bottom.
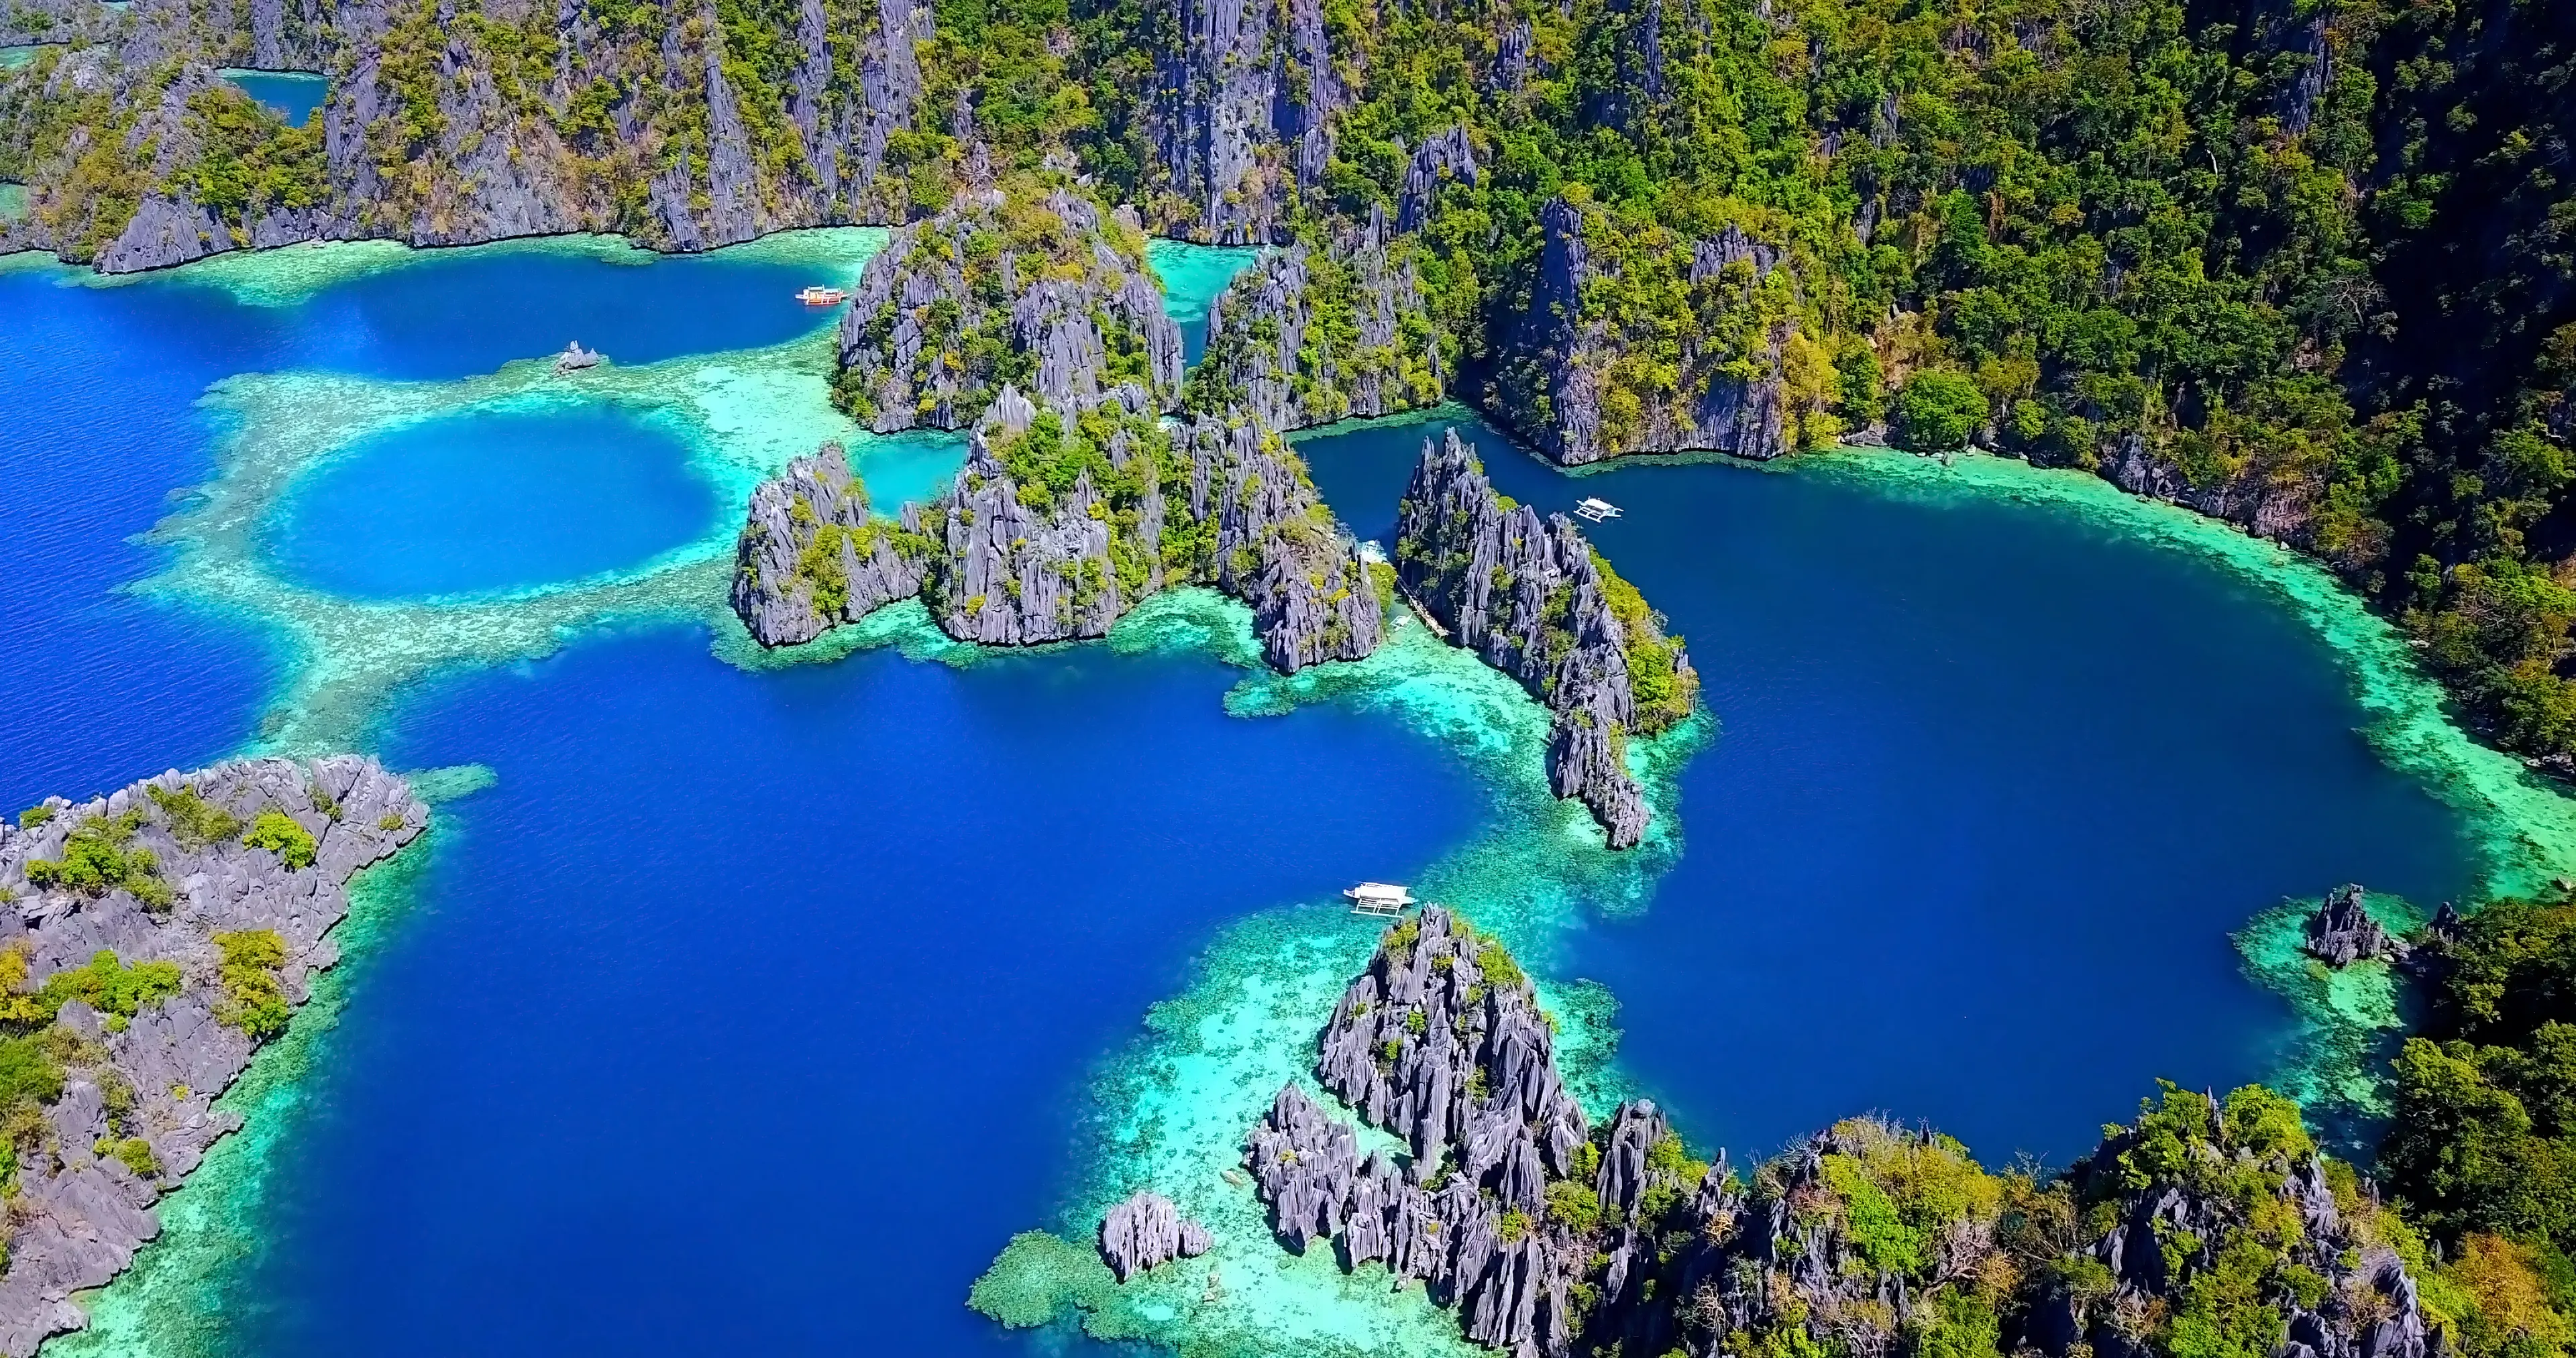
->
left=1246, top=911, right=2445, bottom=1358
left=729, top=441, right=924, bottom=648
left=1134, top=0, right=1338, bottom=244
left=833, top=182, right=1181, bottom=433
left=1183, top=210, right=1446, bottom=432
left=1391, top=429, right=1697, bottom=849
left=1486, top=196, right=1803, bottom=468
left=0, top=757, right=427, bottom=1356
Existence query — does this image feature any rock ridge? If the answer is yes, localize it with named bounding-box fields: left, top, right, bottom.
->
left=731, top=397, right=1380, bottom=673
left=1185, top=210, right=1446, bottom=433
left=1391, top=429, right=1697, bottom=848
left=834, top=182, right=1183, bottom=433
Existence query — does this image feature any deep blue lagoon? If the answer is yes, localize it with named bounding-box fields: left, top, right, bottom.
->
left=0, top=233, right=2508, bottom=1356
left=264, top=404, right=720, bottom=598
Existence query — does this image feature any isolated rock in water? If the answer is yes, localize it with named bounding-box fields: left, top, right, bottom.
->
left=1391, top=429, right=1697, bottom=847
left=836, top=181, right=1181, bottom=433
left=1489, top=195, right=1792, bottom=467
left=730, top=443, right=924, bottom=647
left=0, top=758, right=428, bottom=1357
left=1189, top=209, right=1445, bottom=433
left=2305, top=883, right=2400, bottom=966
left=1097, top=1190, right=1211, bottom=1282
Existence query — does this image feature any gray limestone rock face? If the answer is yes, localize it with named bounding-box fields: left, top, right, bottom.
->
left=1165, top=414, right=1383, bottom=672
left=1491, top=196, right=1794, bottom=467
left=23, top=0, right=934, bottom=271
left=837, top=185, right=1182, bottom=435
left=1190, top=210, right=1445, bottom=433
left=1097, top=1189, right=1212, bottom=1282
left=2104, top=431, right=2316, bottom=547
left=1392, top=429, right=1660, bottom=847
left=0, top=758, right=427, bottom=1357
left=95, top=191, right=233, bottom=274
left=1138, top=0, right=1338, bottom=243
left=926, top=431, right=1128, bottom=645
left=1395, top=125, right=1479, bottom=233
left=2304, top=883, right=2402, bottom=968
left=730, top=443, right=924, bottom=648
left=1244, top=908, right=1599, bottom=1353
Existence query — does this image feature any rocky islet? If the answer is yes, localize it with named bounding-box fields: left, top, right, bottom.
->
left=0, top=757, right=426, bottom=1357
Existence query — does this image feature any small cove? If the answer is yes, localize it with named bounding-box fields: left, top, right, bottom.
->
left=216, top=70, right=327, bottom=126
left=0, top=230, right=2557, bottom=1355
left=1148, top=239, right=1263, bottom=364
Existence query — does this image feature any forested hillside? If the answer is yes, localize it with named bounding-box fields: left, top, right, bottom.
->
left=6, top=0, right=2576, bottom=758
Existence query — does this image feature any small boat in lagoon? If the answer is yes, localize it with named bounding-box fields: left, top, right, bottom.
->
left=796, top=286, right=849, bottom=305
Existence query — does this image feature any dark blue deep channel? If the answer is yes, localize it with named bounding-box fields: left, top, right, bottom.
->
left=0, top=238, right=2482, bottom=1355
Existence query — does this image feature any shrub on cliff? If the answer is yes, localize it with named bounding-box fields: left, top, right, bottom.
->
left=1895, top=372, right=1989, bottom=455
left=213, top=929, right=294, bottom=1039
left=244, top=809, right=317, bottom=870
left=23, top=811, right=171, bottom=909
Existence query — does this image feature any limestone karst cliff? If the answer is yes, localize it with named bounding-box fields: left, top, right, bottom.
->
left=1487, top=197, right=1798, bottom=468
left=1183, top=209, right=1446, bottom=433
left=833, top=182, right=1182, bottom=433
left=1391, top=429, right=1697, bottom=848
left=1247, top=909, right=2445, bottom=1358
left=729, top=441, right=923, bottom=648
left=0, top=758, right=427, bottom=1357
left=730, top=395, right=1380, bottom=673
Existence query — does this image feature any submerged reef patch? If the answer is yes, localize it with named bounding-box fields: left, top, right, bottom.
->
left=137, top=235, right=914, bottom=755
left=52, top=227, right=887, bottom=310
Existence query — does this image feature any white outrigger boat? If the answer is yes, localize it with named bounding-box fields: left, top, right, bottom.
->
left=1344, top=883, right=1415, bottom=917
left=1573, top=497, right=1623, bottom=522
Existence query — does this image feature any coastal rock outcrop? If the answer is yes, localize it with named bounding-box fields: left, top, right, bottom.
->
left=1392, top=430, right=1697, bottom=848
left=835, top=181, right=1183, bottom=433
left=911, top=402, right=1381, bottom=665
left=1489, top=196, right=1796, bottom=467
left=1097, top=1190, right=1211, bottom=1282
left=1186, top=211, right=1446, bottom=432
left=2104, top=431, right=2317, bottom=549
left=729, top=443, right=924, bottom=647
left=2303, top=883, right=2405, bottom=966
left=0, top=758, right=427, bottom=1357
left=1248, top=907, right=1593, bottom=1351
left=735, top=394, right=1380, bottom=673
left=1244, top=912, right=2446, bottom=1358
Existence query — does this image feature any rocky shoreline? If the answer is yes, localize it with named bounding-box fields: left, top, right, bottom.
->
left=0, top=757, right=427, bottom=1356
left=1203, top=907, right=2443, bottom=1358
left=1392, top=429, right=1699, bottom=847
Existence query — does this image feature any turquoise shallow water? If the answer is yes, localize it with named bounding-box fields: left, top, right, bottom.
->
left=217, top=70, right=327, bottom=126
left=0, top=231, right=2551, bottom=1357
